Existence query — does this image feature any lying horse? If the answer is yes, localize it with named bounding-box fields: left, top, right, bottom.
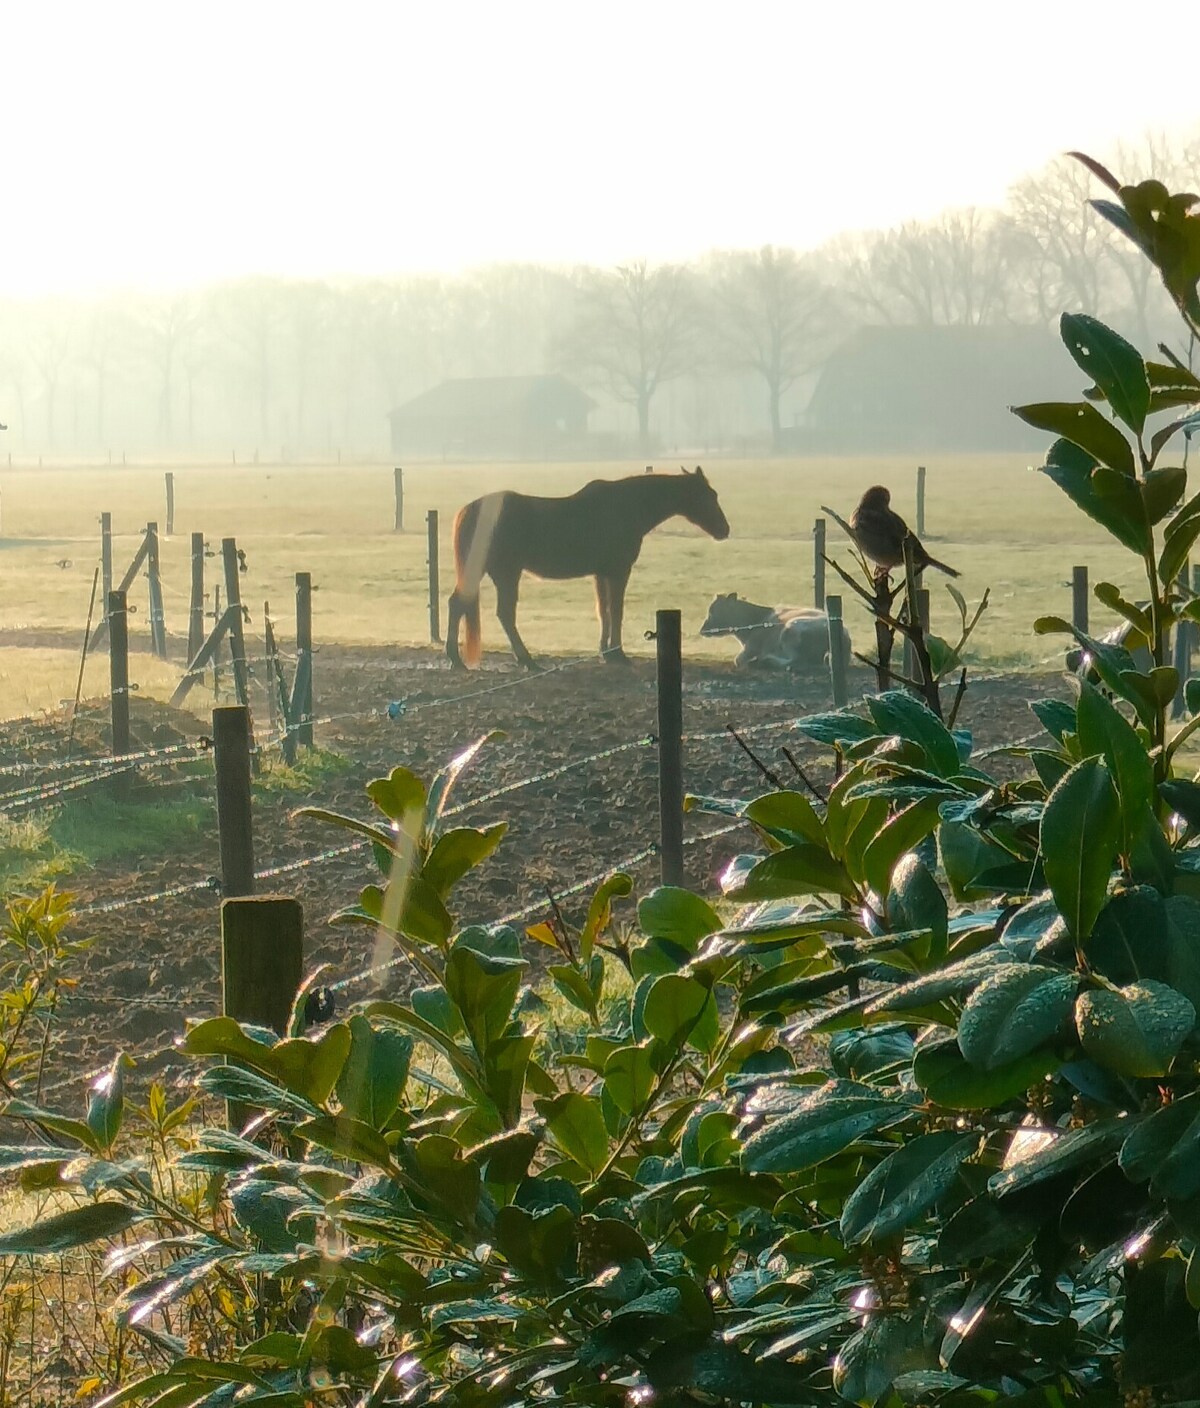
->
left=701, top=593, right=850, bottom=671
left=446, top=467, right=731, bottom=668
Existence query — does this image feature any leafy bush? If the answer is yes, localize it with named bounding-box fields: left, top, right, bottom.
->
left=3, top=153, right=1200, bottom=1406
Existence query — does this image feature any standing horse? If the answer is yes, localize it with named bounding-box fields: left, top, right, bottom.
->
left=446, top=467, right=730, bottom=668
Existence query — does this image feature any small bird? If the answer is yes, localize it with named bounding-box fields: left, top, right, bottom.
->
left=849, top=485, right=959, bottom=578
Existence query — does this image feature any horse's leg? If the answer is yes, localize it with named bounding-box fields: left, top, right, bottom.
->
left=446, top=591, right=464, bottom=668
left=495, top=570, right=536, bottom=668
left=595, top=576, right=612, bottom=656
left=605, top=566, right=633, bottom=664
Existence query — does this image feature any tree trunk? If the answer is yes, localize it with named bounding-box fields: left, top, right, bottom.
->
left=636, top=392, right=652, bottom=455
left=768, top=383, right=783, bottom=453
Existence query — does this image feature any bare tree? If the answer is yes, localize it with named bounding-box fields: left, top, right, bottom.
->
left=211, top=279, right=288, bottom=446
left=707, top=246, right=841, bottom=449
left=558, top=261, right=698, bottom=453
left=128, top=294, right=200, bottom=446
left=28, top=305, right=73, bottom=447
left=822, top=210, right=1019, bottom=327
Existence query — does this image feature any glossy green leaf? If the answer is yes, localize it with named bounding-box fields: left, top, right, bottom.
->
left=913, top=1037, right=1058, bottom=1110
left=335, top=1016, right=412, bottom=1128
left=1038, top=437, right=1149, bottom=554
left=603, top=1043, right=655, bottom=1116
left=637, top=887, right=721, bottom=950
left=862, top=799, right=941, bottom=899
left=1121, top=1092, right=1200, bottom=1204
left=1075, top=681, right=1154, bottom=852
left=728, top=843, right=856, bottom=902
left=534, top=1093, right=608, bottom=1176
left=740, top=1079, right=911, bottom=1174
left=422, top=824, right=506, bottom=897
left=1041, top=757, right=1120, bottom=941
left=742, top=790, right=826, bottom=847
left=1076, top=981, right=1194, bottom=1076
left=297, top=1115, right=394, bottom=1169
left=887, top=852, right=948, bottom=963
left=840, top=1131, right=976, bottom=1245
left=1013, top=400, right=1135, bottom=474
left=832, top=1313, right=927, bottom=1405
left=444, top=943, right=526, bottom=1058
left=867, top=690, right=961, bottom=776
left=957, top=964, right=1076, bottom=1070
left=1060, top=312, right=1150, bottom=433
left=182, top=1018, right=352, bottom=1106
left=0, top=1201, right=138, bottom=1255
left=643, top=973, right=718, bottom=1052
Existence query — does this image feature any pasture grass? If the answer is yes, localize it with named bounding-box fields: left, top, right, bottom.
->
left=0, top=454, right=1139, bottom=721
left=0, top=788, right=213, bottom=894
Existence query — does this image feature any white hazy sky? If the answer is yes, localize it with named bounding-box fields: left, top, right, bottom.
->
left=3, top=0, right=1197, bottom=297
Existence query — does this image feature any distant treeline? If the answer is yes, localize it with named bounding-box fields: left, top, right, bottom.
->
left=1, top=130, right=1196, bottom=459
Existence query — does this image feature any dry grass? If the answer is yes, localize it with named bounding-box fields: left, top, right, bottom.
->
left=0, top=454, right=1137, bottom=721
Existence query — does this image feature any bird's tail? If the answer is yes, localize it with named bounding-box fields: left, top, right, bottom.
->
left=926, top=555, right=960, bottom=578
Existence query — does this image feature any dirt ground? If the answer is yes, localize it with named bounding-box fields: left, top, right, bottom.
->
left=0, top=639, right=1055, bottom=1107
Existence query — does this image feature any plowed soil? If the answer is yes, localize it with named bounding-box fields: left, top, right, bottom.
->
left=0, top=641, right=1054, bottom=1104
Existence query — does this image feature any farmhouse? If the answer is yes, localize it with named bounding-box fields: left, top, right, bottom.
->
left=797, top=324, right=1079, bottom=452
left=388, top=374, right=595, bottom=458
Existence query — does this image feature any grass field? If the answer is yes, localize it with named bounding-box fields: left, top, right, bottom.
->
left=0, top=454, right=1136, bottom=721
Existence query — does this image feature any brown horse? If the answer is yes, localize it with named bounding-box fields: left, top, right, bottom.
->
left=446, top=467, right=730, bottom=668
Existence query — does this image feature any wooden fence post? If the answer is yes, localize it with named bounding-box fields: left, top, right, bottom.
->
left=394, top=467, right=404, bottom=533
left=1072, top=566, right=1089, bottom=635
left=655, top=608, right=684, bottom=887
left=100, top=513, right=113, bottom=632
left=265, top=604, right=298, bottom=766
left=427, top=510, right=441, bottom=644
left=213, top=705, right=255, bottom=898
left=165, top=472, right=175, bottom=537
left=212, top=585, right=224, bottom=700
left=146, top=521, right=167, bottom=659
left=813, top=517, right=826, bottom=611
left=189, top=533, right=205, bottom=660
left=221, top=897, right=303, bottom=1035
left=295, top=572, right=314, bottom=748
left=222, top=538, right=251, bottom=708
left=826, top=595, right=849, bottom=708
left=916, top=465, right=927, bottom=538
left=108, top=590, right=131, bottom=762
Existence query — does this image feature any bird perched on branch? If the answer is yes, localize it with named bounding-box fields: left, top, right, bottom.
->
left=849, top=485, right=959, bottom=578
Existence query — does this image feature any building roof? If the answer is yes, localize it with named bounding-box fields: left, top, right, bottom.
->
left=389, top=375, right=595, bottom=424
left=805, top=323, right=1080, bottom=450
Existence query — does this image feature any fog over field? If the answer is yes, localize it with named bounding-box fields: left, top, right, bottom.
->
left=0, top=1, right=1197, bottom=460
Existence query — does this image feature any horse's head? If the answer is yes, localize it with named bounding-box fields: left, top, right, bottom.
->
left=679, top=466, right=730, bottom=541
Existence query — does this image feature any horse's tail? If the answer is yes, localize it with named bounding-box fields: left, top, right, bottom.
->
left=452, top=501, right=484, bottom=668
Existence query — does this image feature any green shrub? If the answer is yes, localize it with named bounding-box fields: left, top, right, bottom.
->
left=3, top=152, right=1200, bottom=1406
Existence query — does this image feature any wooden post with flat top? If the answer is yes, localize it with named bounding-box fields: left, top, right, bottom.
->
left=213, top=705, right=254, bottom=899
left=655, top=608, right=684, bottom=887
left=294, top=572, right=314, bottom=747
left=813, top=517, right=826, bottom=610
left=826, top=595, right=848, bottom=708
left=427, top=510, right=441, bottom=644
left=1072, top=566, right=1089, bottom=635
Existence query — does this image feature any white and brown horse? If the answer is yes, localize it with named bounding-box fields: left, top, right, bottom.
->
left=446, top=468, right=730, bottom=668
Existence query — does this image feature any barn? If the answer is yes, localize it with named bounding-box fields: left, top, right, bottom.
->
left=796, top=325, right=1080, bottom=452
left=388, top=375, right=595, bottom=458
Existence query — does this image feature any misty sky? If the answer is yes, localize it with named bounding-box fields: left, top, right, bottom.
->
left=4, top=0, right=1197, bottom=297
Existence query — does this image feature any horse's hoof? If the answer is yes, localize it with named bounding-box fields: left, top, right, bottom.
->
left=604, top=648, right=630, bottom=665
